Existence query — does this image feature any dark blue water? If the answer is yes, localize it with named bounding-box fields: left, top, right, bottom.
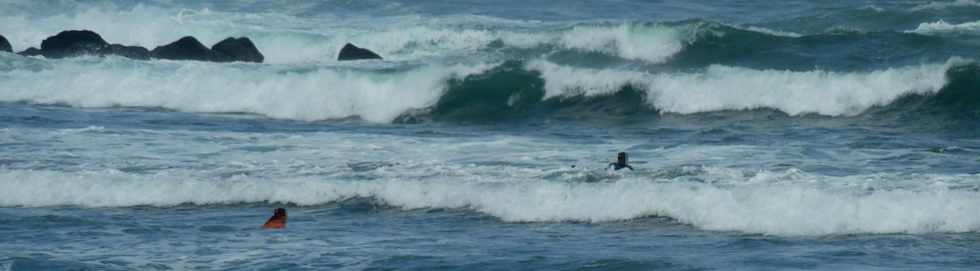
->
left=2, top=0, right=980, bottom=270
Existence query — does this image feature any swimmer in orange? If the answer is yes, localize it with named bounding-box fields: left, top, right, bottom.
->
left=262, top=208, right=287, bottom=229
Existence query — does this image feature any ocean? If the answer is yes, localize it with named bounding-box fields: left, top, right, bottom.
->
left=2, top=0, right=980, bottom=270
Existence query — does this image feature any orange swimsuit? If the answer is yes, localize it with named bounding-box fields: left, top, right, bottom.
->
left=262, top=217, right=286, bottom=229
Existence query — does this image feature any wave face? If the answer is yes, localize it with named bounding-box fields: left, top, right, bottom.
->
left=2, top=168, right=978, bottom=236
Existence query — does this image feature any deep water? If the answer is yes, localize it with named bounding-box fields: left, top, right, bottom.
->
left=2, top=0, right=980, bottom=270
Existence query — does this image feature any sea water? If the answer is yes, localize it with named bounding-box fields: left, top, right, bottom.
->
left=1, top=0, right=980, bottom=270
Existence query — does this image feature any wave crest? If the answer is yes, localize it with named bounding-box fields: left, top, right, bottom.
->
left=907, top=20, right=980, bottom=35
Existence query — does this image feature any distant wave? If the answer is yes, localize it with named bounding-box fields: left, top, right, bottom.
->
left=2, top=168, right=979, bottom=236
left=738, top=26, right=803, bottom=38
left=907, top=20, right=980, bottom=35
left=0, top=4, right=835, bottom=64
left=911, top=0, right=980, bottom=11
left=0, top=4, right=695, bottom=64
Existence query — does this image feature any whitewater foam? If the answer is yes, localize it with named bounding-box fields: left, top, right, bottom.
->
left=528, top=59, right=950, bottom=116
left=0, top=57, right=490, bottom=122
left=2, top=169, right=979, bottom=236
left=558, top=24, right=686, bottom=63
left=907, top=20, right=980, bottom=35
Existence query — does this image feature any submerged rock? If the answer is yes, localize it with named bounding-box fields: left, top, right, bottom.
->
left=337, top=43, right=382, bottom=61
left=0, top=34, right=11, bottom=52
left=40, top=30, right=109, bottom=59
left=98, top=44, right=151, bottom=60
left=18, top=47, right=42, bottom=57
left=211, top=37, right=264, bottom=63
left=150, top=36, right=221, bottom=62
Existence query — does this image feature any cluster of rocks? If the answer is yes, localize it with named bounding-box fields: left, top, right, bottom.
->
left=1, top=30, right=384, bottom=62
left=2, top=30, right=263, bottom=63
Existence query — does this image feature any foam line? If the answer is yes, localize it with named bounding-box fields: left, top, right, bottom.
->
left=2, top=169, right=978, bottom=236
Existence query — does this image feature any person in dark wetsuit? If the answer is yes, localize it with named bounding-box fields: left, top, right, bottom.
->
left=608, top=152, right=634, bottom=171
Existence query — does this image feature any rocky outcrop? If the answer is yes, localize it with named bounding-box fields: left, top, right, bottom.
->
left=0, top=34, right=11, bottom=53
left=337, top=43, right=382, bottom=61
left=13, top=31, right=265, bottom=63
left=150, top=36, right=221, bottom=62
left=18, top=47, right=42, bottom=57
left=98, top=44, right=151, bottom=60
left=211, top=37, right=263, bottom=63
left=39, top=30, right=109, bottom=59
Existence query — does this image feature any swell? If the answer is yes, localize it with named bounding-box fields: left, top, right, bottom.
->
left=664, top=21, right=968, bottom=71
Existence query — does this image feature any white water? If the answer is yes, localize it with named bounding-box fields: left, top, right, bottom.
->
left=0, top=54, right=958, bottom=122
left=0, top=56, right=491, bottom=122
left=528, top=59, right=952, bottom=116
left=908, top=19, right=980, bottom=35
left=2, top=168, right=978, bottom=236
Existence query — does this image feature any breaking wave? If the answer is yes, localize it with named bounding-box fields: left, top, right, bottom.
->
left=907, top=19, right=980, bottom=35
left=3, top=54, right=976, bottom=123
left=1, top=168, right=979, bottom=236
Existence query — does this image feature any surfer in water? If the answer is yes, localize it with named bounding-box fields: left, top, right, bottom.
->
left=262, top=208, right=287, bottom=229
left=608, top=152, right=634, bottom=171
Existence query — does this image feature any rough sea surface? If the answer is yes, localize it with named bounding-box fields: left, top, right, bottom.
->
left=2, top=0, right=980, bottom=270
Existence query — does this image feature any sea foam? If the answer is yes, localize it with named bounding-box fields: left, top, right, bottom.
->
left=0, top=56, right=490, bottom=122
left=528, top=59, right=950, bottom=116
left=1, top=169, right=978, bottom=236
left=907, top=20, right=980, bottom=35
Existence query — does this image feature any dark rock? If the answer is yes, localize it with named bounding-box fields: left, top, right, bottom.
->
left=337, top=43, right=382, bottom=61
left=40, top=30, right=109, bottom=59
left=18, top=47, right=42, bottom=57
left=98, top=44, right=150, bottom=60
left=0, top=34, right=11, bottom=53
left=211, top=37, right=263, bottom=63
left=150, top=36, right=225, bottom=62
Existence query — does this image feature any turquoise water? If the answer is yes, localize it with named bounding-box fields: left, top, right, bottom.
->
left=2, top=0, right=980, bottom=270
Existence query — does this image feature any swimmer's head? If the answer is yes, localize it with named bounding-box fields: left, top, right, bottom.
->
left=617, top=152, right=628, bottom=165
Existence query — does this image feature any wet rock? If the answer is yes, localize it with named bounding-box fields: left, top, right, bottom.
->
left=0, top=34, right=11, bottom=52
left=98, top=44, right=151, bottom=60
left=337, top=43, right=382, bottom=61
left=18, top=47, right=42, bottom=57
left=39, top=30, right=109, bottom=58
left=150, top=36, right=223, bottom=62
left=211, top=37, right=264, bottom=63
